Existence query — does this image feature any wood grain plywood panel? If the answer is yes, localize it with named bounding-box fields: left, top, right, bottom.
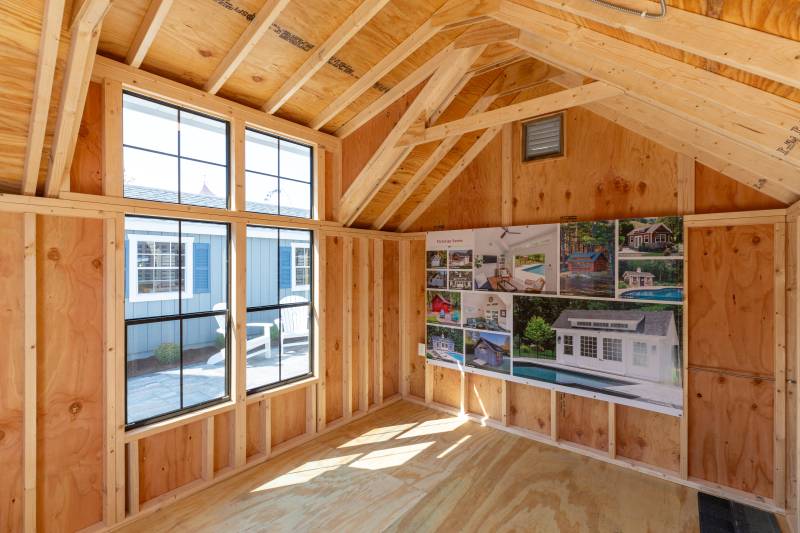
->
left=557, top=393, right=608, bottom=452
left=138, top=421, right=203, bottom=504
left=406, top=240, right=426, bottom=399
left=36, top=215, right=104, bottom=532
left=508, top=382, right=550, bottom=435
left=70, top=82, right=103, bottom=195
left=432, top=366, right=461, bottom=409
left=688, top=225, right=774, bottom=377
left=694, top=163, right=788, bottom=214
left=325, top=235, right=344, bottom=424
left=213, top=411, right=232, bottom=473
left=688, top=369, right=773, bottom=497
left=270, top=387, right=306, bottom=447
left=615, top=405, right=680, bottom=472
left=382, top=239, right=400, bottom=398
left=466, top=373, right=503, bottom=422
left=0, top=213, right=24, bottom=533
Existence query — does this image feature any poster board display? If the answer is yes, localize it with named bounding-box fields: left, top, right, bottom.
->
left=425, top=217, right=684, bottom=416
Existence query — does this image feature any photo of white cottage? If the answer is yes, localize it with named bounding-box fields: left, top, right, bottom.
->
left=551, top=309, right=680, bottom=385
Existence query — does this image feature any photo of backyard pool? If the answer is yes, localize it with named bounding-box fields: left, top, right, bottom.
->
left=521, top=263, right=545, bottom=275
left=619, top=287, right=683, bottom=302
left=512, top=362, right=638, bottom=398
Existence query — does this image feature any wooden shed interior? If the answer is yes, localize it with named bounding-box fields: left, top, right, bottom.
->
left=0, top=0, right=799, bottom=531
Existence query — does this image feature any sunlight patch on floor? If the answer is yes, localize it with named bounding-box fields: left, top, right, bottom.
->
left=437, top=434, right=472, bottom=459
left=338, top=423, right=418, bottom=448
left=349, top=442, right=435, bottom=470
left=397, top=417, right=466, bottom=439
left=251, top=453, right=362, bottom=491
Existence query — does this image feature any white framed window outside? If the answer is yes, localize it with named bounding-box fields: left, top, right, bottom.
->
left=656, top=233, right=666, bottom=243
left=633, top=341, right=648, bottom=367
left=580, top=336, right=597, bottom=358
left=291, top=242, right=311, bottom=291
left=602, top=338, right=622, bottom=362
left=128, top=234, right=194, bottom=302
left=563, top=335, right=574, bottom=355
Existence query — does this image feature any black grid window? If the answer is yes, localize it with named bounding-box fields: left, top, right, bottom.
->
left=245, top=128, right=313, bottom=219
left=124, top=216, right=230, bottom=429
left=245, top=225, right=314, bottom=393
left=122, top=92, right=230, bottom=209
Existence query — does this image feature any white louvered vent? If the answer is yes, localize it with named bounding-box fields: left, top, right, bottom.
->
left=523, top=114, right=563, bottom=161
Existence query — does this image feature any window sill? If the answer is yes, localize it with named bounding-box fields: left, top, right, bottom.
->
left=245, top=375, right=318, bottom=405
left=124, top=399, right=236, bottom=443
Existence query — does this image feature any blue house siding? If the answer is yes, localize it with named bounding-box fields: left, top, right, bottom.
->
left=127, top=231, right=309, bottom=360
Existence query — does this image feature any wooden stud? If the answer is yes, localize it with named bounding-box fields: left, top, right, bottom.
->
left=425, top=364, right=434, bottom=404
left=775, top=221, right=788, bottom=508
left=453, top=20, right=519, bottom=48
left=342, top=237, right=353, bottom=418
left=501, top=381, right=509, bottom=427
left=113, top=214, right=126, bottom=522
left=232, top=222, right=247, bottom=467
left=332, top=149, right=343, bottom=221
left=101, top=79, right=123, bottom=197
left=126, top=441, right=140, bottom=516
left=359, top=237, right=370, bottom=412
left=373, top=239, right=384, bottom=405
left=102, top=218, right=118, bottom=525
left=460, top=371, right=467, bottom=415
left=231, top=118, right=246, bottom=212
left=397, top=82, right=622, bottom=147
left=315, top=148, right=326, bottom=221
left=263, top=0, right=392, bottom=114
left=608, top=403, right=616, bottom=459
left=306, top=385, right=317, bottom=435
left=263, top=398, right=272, bottom=458
left=550, top=390, right=558, bottom=441
left=501, top=122, right=513, bottom=226
left=680, top=223, right=690, bottom=480
left=125, top=0, right=174, bottom=68
left=399, top=241, right=411, bottom=398
left=22, top=213, right=36, bottom=533
left=203, top=0, right=291, bottom=94
left=44, top=0, right=111, bottom=197
left=21, top=0, right=66, bottom=196
left=201, top=416, right=214, bottom=482
left=315, top=231, right=327, bottom=431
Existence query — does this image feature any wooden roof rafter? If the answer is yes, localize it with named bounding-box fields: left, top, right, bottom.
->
left=337, top=44, right=489, bottom=226
left=125, top=0, right=174, bottom=68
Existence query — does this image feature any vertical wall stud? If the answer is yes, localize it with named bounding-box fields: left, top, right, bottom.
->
left=359, top=237, right=370, bottom=413
left=232, top=222, right=247, bottom=467
left=342, top=237, right=353, bottom=419
left=102, top=218, right=118, bottom=525
left=501, top=123, right=513, bottom=226
left=126, top=441, right=140, bottom=516
left=315, top=230, right=327, bottom=431
left=113, top=214, right=126, bottom=521
left=550, top=390, right=558, bottom=442
left=373, top=239, right=384, bottom=405
left=399, top=240, right=411, bottom=398
left=101, top=79, right=123, bottom=197
left=315, top=148, right=326, bottom=221
left=263, top=398, right=272, bottom=458
left=231, top=117, right=246, bottom=212
left=676, top=158, right=694, bottom=480
left=608, top=403, right=616, bottom=459
left=501, top=381, right=509, bottom=427
left=775, top=221, right=787, bottom=508
left=202, top=416, right=214, bottom=482
left=306, top=385, right=317, bottom=435
left=22, top=213, right=36, bottom=533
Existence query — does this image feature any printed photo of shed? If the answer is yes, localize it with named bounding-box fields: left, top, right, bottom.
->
left=426, top=325, right=465, bottom=364
left=448, top=249, right=473, bottom=269
left=426, top=290, right=461, bottom=326
left=618, top=260, right=684, bottom=302
left=427, top=270, right=447, bottom=289
left=560, top=221, right=615, bottom=297
left=466, top=331, right=511, bottom=374
left=619, top=216, right=683, bottom=257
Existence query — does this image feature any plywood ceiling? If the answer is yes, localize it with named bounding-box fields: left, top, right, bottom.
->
left=0, top=0, right=798, bottom=217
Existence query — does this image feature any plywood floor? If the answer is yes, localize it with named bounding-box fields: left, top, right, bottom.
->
left=119, top=401, right=701, bottom=532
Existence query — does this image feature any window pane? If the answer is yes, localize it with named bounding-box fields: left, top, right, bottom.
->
left=245, top=309, right=280, bottom=391
left=123, top=93, right=178, bottom=155
left=180, top=111, right=227, bottom=165
left=180, top=159, right=227, bottom=208
left=280, top=304, right=311, bottom=381
left=125, top=217, right=180, bottom=318
left=123, top=147, right=179, bottom=203
left=245, top=171, right=279, bottom=214
left=182, top=315, right=227, bottom=407
left=246, top=226, right=279, bottom=308
left=126, top=319, right=181, bottom=425
left=245, top=130, right=278, bottom=175
left=280, top=229, right=312, bottom=302
left=181, top=221, right=228, bottom=314
left=279, top=178, right=311, bottom=218
left=279, top=140, right=311, bottom=182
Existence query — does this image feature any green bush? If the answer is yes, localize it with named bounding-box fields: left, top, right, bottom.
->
left=154, top=342, right=180, bottom=365
left=215, top=333, right=226, bottom=350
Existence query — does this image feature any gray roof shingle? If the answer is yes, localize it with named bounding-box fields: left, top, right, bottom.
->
left=552, top=309, right=674, bottom=337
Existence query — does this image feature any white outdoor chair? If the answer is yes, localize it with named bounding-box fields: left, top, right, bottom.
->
left=274, top=295, right=309, bottom=349
left=206, top=302, right=272, bottom=365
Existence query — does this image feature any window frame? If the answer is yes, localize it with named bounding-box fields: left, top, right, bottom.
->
left=122, top=90, right=231, bottom=209
left=291, top=241, right=311, bottom=291
left=579, top=335, right=597, bottom=358
left=633, top=341, right=648, bottom=367
left=563, top=335, right=574, bottom=355
left=602, top=337, right=623, bottom=362
left=244, top=127, right=314, bottom=219
left=245, top=225, right=315, bottom=395
left=124, top=215, right=232, bottom=430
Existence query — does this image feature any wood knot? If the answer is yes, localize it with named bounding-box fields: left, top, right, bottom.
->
left=198, top=49, right=213, bottom=58
left=717, top=375, right=726, bottom=384
left=752, top=236, right=761, bottom=245
left=637, top=181, right=647, bottom=194
left=564, top=190, right=571, bottom=200
left=92, top=258, right=102, bottom=270
left=751, top=403, right=758, bottom=410
left=0, top=429, right=5, bottom=442
left=47, top=248, right=61, bottom=261
left=538, top=192, right=545, bottom=201
left=252, top=75, right=264, bottom=83
left=69, top=401, right=82, bottom=415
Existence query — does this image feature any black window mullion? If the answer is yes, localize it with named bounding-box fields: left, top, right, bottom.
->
left=277, top=228, right=283, bottom=382
left=178, top=219, right=184, bottom=410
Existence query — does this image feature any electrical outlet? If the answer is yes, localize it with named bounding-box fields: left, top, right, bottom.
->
left=418, top=343, right=426, bottom=356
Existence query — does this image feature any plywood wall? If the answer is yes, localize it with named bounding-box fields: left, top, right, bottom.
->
left=0, top=212, right=25, bottom=533
left=36, top=215, right=105, bottom=532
